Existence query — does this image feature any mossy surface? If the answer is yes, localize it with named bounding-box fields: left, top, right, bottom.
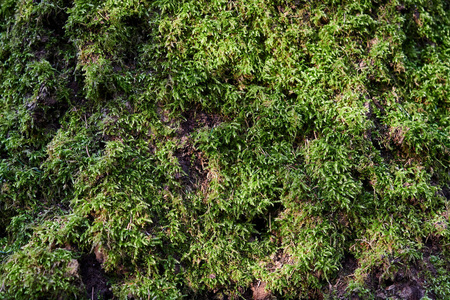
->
left=1, top=0, right=450, bottom=299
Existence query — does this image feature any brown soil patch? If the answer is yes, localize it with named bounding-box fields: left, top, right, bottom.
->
left=174, top=142, right=209, bottom=192
left=200, top=282, right=274, bottom=300
left=365, top=265, right=426, bottom=300
left=389, top=126, right=408, bottom=146
left=441, top=187, right=450, bottom=200
left=329, top=254, right=359, bottom=299
left=326, top=245, right=447, bottom=300
left=267, top=249, right=293, bottom=272
left=179, top=108, right=223, bottom=136
left=251, top=281, right=274, bottom=300
left=79, top=254, right=113, bottom=300
left=171, top=107, right=224, bottom=192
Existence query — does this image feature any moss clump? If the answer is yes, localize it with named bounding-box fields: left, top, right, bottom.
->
left=1, top=0, right=450, bottom=299
left=1, top=247, right=83, bottom=299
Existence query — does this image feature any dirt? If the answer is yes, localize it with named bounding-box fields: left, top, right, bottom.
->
left=326, top=242, right=447, bottom=300
left=173, top=142, right=209, bottom=192
left=171, top=108, right=223, bottom=192
left=67, top=77, right=84, bottom=105
left=200, top=282, right=275, bottom=300
left=179, top=108, right=223, bottom=136
left=329, top=254, right=359, bottom=299
left=79, top=254, right=113, bottom=300
left=26, top=83, right=67, bottom=131
left=250, top=282, right=275, bottom=300
left=364, top=98, right=399, bottom=165
left=66, top=259, right=80, bottom=277
left=156, top=105, right=223, bottom=136
left=365, top=266, right=426, bottom=300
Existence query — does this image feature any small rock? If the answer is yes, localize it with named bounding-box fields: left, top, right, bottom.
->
left=66, top=259, right=80, bottom=277
left=376, top=291, right=387, bottom=299
left=398, top=286, right=412, bottom=298
left=251, top=282, right=273, bottom=300
left=386, top=284, right=396, bottom=291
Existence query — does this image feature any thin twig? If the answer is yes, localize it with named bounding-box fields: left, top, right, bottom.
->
left=269, top=214, right=271, bottom=232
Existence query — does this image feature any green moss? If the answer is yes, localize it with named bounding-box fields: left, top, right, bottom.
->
left=1, top=0, right=450, bottom=298
left=0, top=246, right=83, bottom=299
